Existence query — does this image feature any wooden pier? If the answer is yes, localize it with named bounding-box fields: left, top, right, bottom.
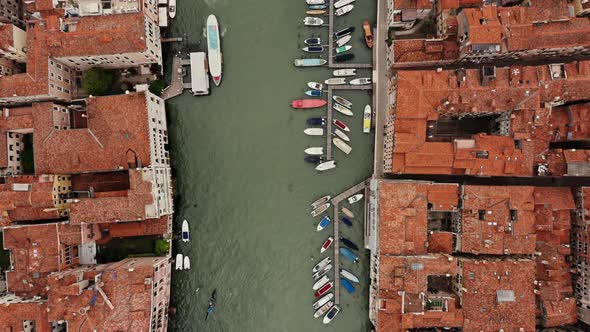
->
left=330, top=179, right=370, bottom=305
left=161, top=56, right=184, bottom=101
left=327, top=0, right=372, bottom=69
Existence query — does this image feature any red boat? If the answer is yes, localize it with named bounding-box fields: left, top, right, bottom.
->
left=291, top=99, right=327, bottom=109
left=314, top=281, right=334, bottom=298
left=320, top=236, right=334, bottom=253
left=333, top=119, right=350, bottom=132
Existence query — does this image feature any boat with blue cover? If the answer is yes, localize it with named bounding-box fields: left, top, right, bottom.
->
left=306, top=90, right=323, bottom=96
left=304, top=37, right=322, bottom=46
left=305, top=156, right=323, bottom=164
left=340, top=247, right=359, bottom=263
left=303, top=46, right=324, bottom=53
left=308, top=4, right=328, bottom=9
left=294, top=58, right=327, bottom=67
left=341, top=278, right=355, bottom=293
left=317, top=215, right=331, bottom=231
left=307, top=117, right=326, bottom=126
left=341, top=216, right=352, bottom=227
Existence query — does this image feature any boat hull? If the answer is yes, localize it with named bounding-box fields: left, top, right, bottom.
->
left=334, top=0, right=354, bottom=8
left=363, top=105, right=372, bottom=133
left=348, top=194, right=363, bottom=204
left=312, top=275, right=330, bottom=291
left=335, top=35, right=351, bottom=47
left=333, top=95, right=352, bottom=108
left=311, top=195, right=331, bottom=209
left=340, top=247, right=359, bottom=263
left=341, top=216, right=353, bottom=226
left=305, top=147, right=324, bottom=155
left=341, top=237, right=359, bottom=251
left=335, top=4, right=353, bottom=16
left=314, top=301, right=334, bottom=318
left=206, top=15, right=222, bottom=86
left=312, top=264, right=332, bottom=280
left=341, top=207, right=354, bottom=218
left=316, top=160, right=336, bottom=171
left=363, top=21, right=374, bottom=48
left=333, top=138, right=352, bottom=155
left=336, top=45, right=352, bottom=54
left=322, top=306, right=340, bottom=324
left=294, top=58, right=327, bottom=67
left=304, top=38, right=322, bottom=46
left=314, top=281, right=334, bottom=297
left=325, top=78, right=346, bottom=85
left=333, top=119, right=350, bottom=132
left=350, top=78, right=372, bottom=85
left=175, top=254, right=183, bottom=270
left=304, top=128, right=324, bottom=136
left=313, top=256, right=331, bottom=273
left=181, top=220, right=189, bottom=242
left=313, top=293, right=334, bottom=310
left=321, top=236, right=334, bottom=253
left=334, top=129, right=350, bottom=142
left=333, top=69, right=356, bottom=76
left=183, top=256, right=191, bottom=270
left=316, top=215, right=331, bottom=231
left=334, top=104, right=353, bottom=117
left=312, top=203, right=330, bottom=217
left=292, top=99, right=327, bottom=109
left=341, top=278, right=355, bottom=293
left=340, top=269, right=360, bottom=283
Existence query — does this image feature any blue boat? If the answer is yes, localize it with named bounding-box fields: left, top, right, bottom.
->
left=317, top=215, right=331, bottom=231
left=340, top=247, right=359, bottom=263
left=341, top=278, right=355, bottom=293
left=307, top=117, right=326, bottom=126
left=341, top=217, right=352, bottom=227
left=294, top=58, right=327, bottom=67
left=308, top=4, right=328, bottom=9
left=306, top=90, right=323, bottom=97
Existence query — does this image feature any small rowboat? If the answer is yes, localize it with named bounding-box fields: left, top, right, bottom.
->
left=333, top=138, right=352, bottom=155
left=306, top=90, right=323, bottom=96
left=342, top=207, right=354, bottom=218
left=341, top=216, right=353, bottom=226
left=312, top=256, right=331, bottom=273
left=348, top=193, right=363, bottom=204
left=307, top=9, right=327, bottom=15
left=313, top=293, right=334, bottom=310
left=303, top=46, right=324, bottom=53
left=363, top=104, right=371, bottom=133
left=335, top=45, right=352, bottom=54
left=316, top=160, right=336, bottom=172
left=350, top=77, right=371, bottom=85
left=308, top=82, right=324, bottom=90
left=323, top=305, right=341, bottom=324
left=183, top=256, right=191, bottom=270
left=175, top=253, right=183, bottom=270
left=333, top=129, right=350, bottom=142
left=333, top=119, right=350, bottom=132
left=334, top=103, right=353, bottom=117
left=335, top=4, right=353, bottom=16
left=341, top=278, right=355, bottom=293
left=363, top=20, right=374, bottom=48
left=341, top=237, right=359, bottom=251
left=340, top=269, right=360, bottom=283
left=334, top=0, right=354, bottom=8
left=333, top=26, right=355, bottom=39
left=304, top=37, right=322, bottom=46
left=316, top=215, right=331, bottom=232
left=182, top=220, right=189, bottom=242
left=291, top=99, right=327, bottom=108
left=304, top=17, right=324, bottom=26
left=335, top=35, right=351, bottom=47
left=325, top=77, right=346, bottom=85
left=312, top=203, right=331, bottom=217
left=312, top=195, right=331, bottom=209
left=313, top=275, right=330, bottom=291
left=312, top=263, right=332, bottom=280
left=314, top=301, right=334, bottom=318
left=304, top=128, right=324, bottom=136
left=294, top=58, right=327, bottom=67
left=321, top=236, right=334, bottom=253
left=334, top=53, right=355, bottom=63
left=314, top=281, right=334, bottom=298
left=333, top=68, right=356, bottom=76
left=340, top=247, right=359, bottom=263
left=308, top=4, right=328, bottom=9
left=305, top=147, right=324, bottom=155
left=333, top=95, right=352, bottom=108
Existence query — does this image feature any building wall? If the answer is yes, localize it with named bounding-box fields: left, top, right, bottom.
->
left=0, top=57, right=17, bottom=76
left=383, top=76, right=396, bottom=173
left=48, top=59, right=77, bottom=100
left=149, top=256, right=171, bottom=332
left=0, top=24, right=26, bottom=63
left=573, top=187, right=590, bottom=324
left=0, top=0, right=24, bottom=27
left=146, top=92, right=169, bottom=168
left=142, top=166, right=173, bottom=219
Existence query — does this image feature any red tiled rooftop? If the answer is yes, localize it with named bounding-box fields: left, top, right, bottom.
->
left=394, top=0, right=432, bottom=9
left=0, top=176, right=58, bottom=225
left=460, top=6, right=502, bottom=45
left=0, top=300, right=51, bottom=332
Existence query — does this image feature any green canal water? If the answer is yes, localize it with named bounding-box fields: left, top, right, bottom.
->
left=165, top=0, right=376, bottom=331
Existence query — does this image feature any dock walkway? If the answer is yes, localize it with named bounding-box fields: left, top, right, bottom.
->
left=327, top=0, right=372, bottom=69
left=330, top=179, right=370, bottom=305
left=161, top=56, right=184, bottom=101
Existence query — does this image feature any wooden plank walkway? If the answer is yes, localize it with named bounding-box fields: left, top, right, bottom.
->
left=327, top=0, right=372, bottom=69
left=331, top=179, right=370, bottom=305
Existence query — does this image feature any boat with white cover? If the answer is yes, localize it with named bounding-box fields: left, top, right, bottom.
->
left=312, top=275, right=330, bottom=291
left=316, top=160, right=336, bottom=171
left=311, top=195, right=331, bottom=209
left=335, top=35, right=351, bottom=47
left=340, top=269, right=359, bottom=283
left=168, top=0, right=176, bottom=18
left=304, top=17, right=324, bottom=26
left=206, top=15, right=222, bottom=86
left=334, top=0, right=354, bottom=8
left=342, top=207, right=354, bottom=218
left=313, top=293, right=334, bottom=310
left=183, top=256, right=191, bottom=270
left=175, top=254, right=183, bottom=270
left=333, top=68, right=356, bottom=76
left=333, top=129, right=350, bottom=142
left=325, top=78, right=346, bottom=85
left=307, top=82, right=324, bottom=90
left=348, top=193, right=363, bottom=204
left=304, top=128, right=324, bottom=136
left=350, top=77, right=371, bottom=85
left=335, top=4, right=353, bottom=16
left=363, top=104, right=371, bottom=133
left=333, top=138, right=352, bottom=155
left=305, top=147, right=324, bottom=155
left=311, top=202, right=331, bottom=217
left=333, top=103, right=353, bottom=116
left=333, top=95, right=352, bottom=108
left=312, top=256, right=332, bottom=273
left=314, top=301, right=334, bottom=319
left=182, top=220, right=189, bottom=242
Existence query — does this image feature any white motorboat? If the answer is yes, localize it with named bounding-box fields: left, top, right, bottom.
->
left=334, top=0, right=354, bottom=8
left=175, top=254, right=183, bottom=270
left=333, top=137, right=352, bottom=155
left=312, top=275, right=330, bottom=291
left=314, top=301, right=334, bottom=319
left=333, top=118, right=350, bottom=132
left=305, top=147, right=324, bottom=155
left=320, top=236, right=334, bottom=253
left=307, top=82, right=324, bottom=90
left=312, top=256, right=332, bottom=273
left=333, top=129, right=350, bottom=142
left=348, top=193, right=363, bottom=204
left=304, top=17, right=324, bottom=26
left=312, top=263, right=332, bottom=280
left=334, top=103, right=353, bottom=116
left=363, top=104, right=372, bottom=133
left=307, top=0, right=325, bottom=4
left=316, top=160, right=336, bottom=171
left=324, top=77, right=346, bottom=85
left=311, top=202, right=331, bottom=217
left=340, top=269, right=360, bottom=283
left=168, top=0, right=176, bottom=18
left=333, top=68, right=356, bottom=76
left=311, top=195, right=331, bottom=209
left=335, top=4, right=353, bottom=16
left=313, top=293, right=334, bottom=310
left=184, top=256, right=191, bottom=270
left=323, top=306, right=341, bottom=324
left=335, top=45, right=352, bottom=54
left=342, top=207, right=355, bottom=218
left=304, top=128, right=324, bottom=136
left=206, top=15, right=222, bottom=86
left=181, top=220, right=189, bottom=242
left=336, top=35, right=351, bottom=47
left=350, top=77, right=371, bottom=85
left=333, top=95, right=352, bottom=108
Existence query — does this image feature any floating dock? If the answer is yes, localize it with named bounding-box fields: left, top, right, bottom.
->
left=327, top=0, right=372, bottom=69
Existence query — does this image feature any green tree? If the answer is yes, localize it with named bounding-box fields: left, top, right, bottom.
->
left=149, top=80, right=166, bottom=96
left=82, top=67, right=117, bottom=96
left=154, top=239, right=170, bottom=256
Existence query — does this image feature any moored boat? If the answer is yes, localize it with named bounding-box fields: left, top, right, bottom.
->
left=311, top=195, right=331, bottom=208
left=316, top=215, right=331, bottom=231
left=314, top=281, right=334, bottom=298
left=341, top=216, right=353, bottom=226
left=335, top=35, right=351, bottom=47
left=314, top=301, right=334, bottom=318
left=305, top=147, right=324, bottom=155
left=334, top=0, right=354, bottom=8
left=341, top=207, right=355, bottom=218
left=175, top=253, right=183, bottom=270
left=307, top=9, right=327, bottom=15
left=206, top=15, right=222, bottom=86
left=291, top=99, right=327, bottom=109
left=312, top=256, right=331, bottom=273
left=340, top=247, right=359, bottom=263
left=340, top=237, right=359, bottom=251
left=333, top=26, right=355, bottom=39
left=305, top=155, right=323, bottom=164
left=182, top=219, right=189, bottom=242
left=324, top=77, right=346, bottom=85
left=333, top=119, right=350, bottom=132
left=306, top=90, right=323, bottom=96
left=363, top=104, right=372, bottom=133
left=308, top=82, right=324, bottom=90
left=335, top=4, right=353, bottom=16
left=363, top=20, right=374, bottom=48
left=308, top=4, right=328, bottom=9
left=307, top=117, right=326, bottom=126
left=316, top=160, right=336, bottom=172
left=334, top=103, right=353, bottom=117
left=341, top=278, right=355, bottom=293
left=340, top=269, right=360, bottom=283
left=168, top=0, right=176, bottom=18
left=333, top=95, right=352, bottom=108
left=334, top=53, right=355, bottom=63
left=304, top=128, right=324, bottom=136
left=312, top=275, right=330, bottom=291
left=294, top=58, right=327, bottom=67
left=321, top=236, right=334, bottom=253
left=303, top=17, right=324, bottom=26
left=313, top=293, right=334, bottom=310
left=322, top=305, right=341, bottom=324
left=303, top=46, right=324, bottom=53
left=312, top=264, right=332, bottom=280
left=312, top=202, right=331, bottom=217
left=350, top=77, right=371, bottom=85
left=348, top=193, right=363, bottom=204
left=335, top=45, right=352, bottom=54
left=333, top=68, right=356, bottom=76
left=333, top=137, right=352, bottom=155
left=304, top=37, right=322, bottom=46
left=183, top=256, right=191, bottom=270
left=307, top=0, right=325, bottom=4
left=333, top=129, right=350, bottom=142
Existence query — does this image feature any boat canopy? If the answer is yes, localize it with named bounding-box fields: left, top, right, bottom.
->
left=189, top=52, right=210, bottom=96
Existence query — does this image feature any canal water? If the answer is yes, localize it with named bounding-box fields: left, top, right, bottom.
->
left=165, top=0, right=376, bottom=331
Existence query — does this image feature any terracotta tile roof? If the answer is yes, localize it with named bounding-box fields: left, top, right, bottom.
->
left=0, top=176, right=59, bottom=225
left=0, top=300, right=51, bottom=332
left=460, top=6, right=502, bottom=45
left=394, top=0, right=432, bottom=9
left=393, top=39, right=460, bottom=64
left=96, top=216, right=170, bottom=244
